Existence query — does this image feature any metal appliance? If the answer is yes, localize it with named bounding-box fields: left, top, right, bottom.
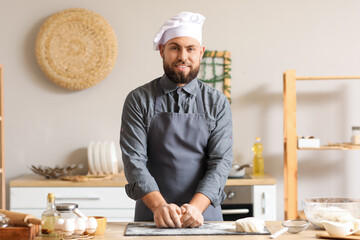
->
left=221, top=175, right=253, bottom=221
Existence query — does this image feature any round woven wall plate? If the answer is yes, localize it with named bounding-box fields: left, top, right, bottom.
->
left=36, top=8, right=118, bottom=90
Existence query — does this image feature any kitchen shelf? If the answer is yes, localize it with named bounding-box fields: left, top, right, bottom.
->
left=283, top=70, right=360, bottom=220
left=0, top=65, right=4, bottom=210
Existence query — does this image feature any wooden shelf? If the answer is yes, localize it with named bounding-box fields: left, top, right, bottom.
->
left=283, top=70, right=360, bottom=220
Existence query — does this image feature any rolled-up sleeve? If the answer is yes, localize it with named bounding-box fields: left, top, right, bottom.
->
left=120, top=90, right=159, bottom=200
left=196, top=96, right=233, bottom=207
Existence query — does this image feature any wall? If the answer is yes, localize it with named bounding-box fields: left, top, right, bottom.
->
left=1, top=0, right=360, bottom=220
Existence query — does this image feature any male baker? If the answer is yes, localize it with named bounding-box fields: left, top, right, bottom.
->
left=120, top=12, right=233, bottom=228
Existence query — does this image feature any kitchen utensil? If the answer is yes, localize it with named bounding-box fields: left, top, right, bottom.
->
left=100, top=142, right=110, bottom=174
left=125, top=222, right=270, bottom=236
left=302, top=198, right=360, bottom=229
left=87, top=141, right=96, bottom=174
left=0, top=210, right=43, bottom=227
left=93, top=142, right=103, bottom=174
left=108, top=141, right=118, bottom=174
left=269, top=219, right=309, bottom=239
left=316, top=232, right=360, bottom=239
left=228, top=164, right=252, bottom=178
left=321, top=220, right=360, bottom=237
left=93, top=216, right=107, bottom=235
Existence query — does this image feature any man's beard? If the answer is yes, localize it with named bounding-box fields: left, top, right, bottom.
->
left=163, top=60, right=200, bottom=84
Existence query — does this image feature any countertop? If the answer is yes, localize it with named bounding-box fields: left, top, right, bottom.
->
left=34, top=221, right=324, bottom=240
left=10, top=173, right=276, bottom=187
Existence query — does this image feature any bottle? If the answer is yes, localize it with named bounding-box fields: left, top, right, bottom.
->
left=252, top=137, right=264, bottom=176
left=41, top=193, right=60, bottom=236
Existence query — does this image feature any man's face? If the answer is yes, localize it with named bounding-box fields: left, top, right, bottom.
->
left=159, top=37, right=205, bottom=85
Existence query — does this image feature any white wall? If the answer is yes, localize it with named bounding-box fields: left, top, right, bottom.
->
left=2, top=0, right=360, bottom=220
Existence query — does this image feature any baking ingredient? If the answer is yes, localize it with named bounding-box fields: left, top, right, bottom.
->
left=86, top=217, right=98, bottom=234
left=54, top=218, right=64, bottom=235
left=74, top=218, right=86, bottom=234
left=62, top=219, right=75, bottom=236
left=309, top=207, right=355, bottom=228
left=252, top=137, right=264, bottom=176
left=235, top=217, right=265, bottom=233
left=41, top=193, right=60, bottom=236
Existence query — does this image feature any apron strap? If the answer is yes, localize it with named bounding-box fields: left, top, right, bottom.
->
left=155, top=80, right=205, bottom=114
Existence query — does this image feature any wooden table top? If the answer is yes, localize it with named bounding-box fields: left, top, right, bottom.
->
left=34, top=221, right=327, bottom=240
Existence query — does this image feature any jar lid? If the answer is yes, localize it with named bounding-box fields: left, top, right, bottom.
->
left=56, top=203, right=78, bottom=211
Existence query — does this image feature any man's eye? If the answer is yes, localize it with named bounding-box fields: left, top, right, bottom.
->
left=188, top=48, right=195, bottom=51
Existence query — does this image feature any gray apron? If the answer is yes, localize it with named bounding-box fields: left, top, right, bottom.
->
left=134, top=82, right=223, bottom=221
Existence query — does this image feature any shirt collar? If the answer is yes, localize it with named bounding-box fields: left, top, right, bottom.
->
left=160, top=74, right=198, bottom=96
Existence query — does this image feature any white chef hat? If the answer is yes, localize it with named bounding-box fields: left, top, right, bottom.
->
left=153, top=11, right=205, bottom=50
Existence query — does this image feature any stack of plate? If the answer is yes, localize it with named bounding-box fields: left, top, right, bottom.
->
left=87, top=141, right=118, bottom=175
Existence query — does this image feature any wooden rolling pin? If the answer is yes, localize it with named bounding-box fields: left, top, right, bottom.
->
left=0, top=210, right=44, bottom=226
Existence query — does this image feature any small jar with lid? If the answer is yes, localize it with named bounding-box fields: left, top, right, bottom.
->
left=55, top=203, right=78, bottom=220
left=352, top=126, right=360, bottom=144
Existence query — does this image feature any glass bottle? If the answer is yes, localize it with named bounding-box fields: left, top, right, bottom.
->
left=41, top=193, right=60, bottom=236
left=252, top=137, right=264, bottom=176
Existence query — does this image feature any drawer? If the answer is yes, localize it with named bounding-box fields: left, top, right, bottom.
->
left=10, top=187, right=135, bottom=209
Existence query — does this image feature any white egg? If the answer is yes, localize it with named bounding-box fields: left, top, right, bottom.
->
left=85, top=217, right=97, bottom=234
left=55, top=218, right=64, bottom=234
left=74, top=218, right=86, bottom=234
left=62, top=219, right=75, bottom=236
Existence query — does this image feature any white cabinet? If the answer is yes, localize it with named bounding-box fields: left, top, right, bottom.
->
left=253, top=185, right=276, bottom=220
left=10, top=187, right=135, bottom=222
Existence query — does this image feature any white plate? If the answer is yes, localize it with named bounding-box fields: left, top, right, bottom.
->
left=87, top=142, right=96, bottom=174
left=108, top=141, right=118, bottom=174
left=100, top=142, right=110, bottom=174
left=93, top=142, right=103, bottom=174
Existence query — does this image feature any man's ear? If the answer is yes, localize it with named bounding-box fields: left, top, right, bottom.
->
left=200, top=46, right=205, bottom=59
left=159, top=44, right=165, bottom=59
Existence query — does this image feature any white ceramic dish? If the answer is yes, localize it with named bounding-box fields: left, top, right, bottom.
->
left=93, top=142, right=103, bottom=174
left=87, top=142, right=96, bottom=174
left=108, top=142, right=118, bottom=174
left=100, top=142, right=109, bottom=174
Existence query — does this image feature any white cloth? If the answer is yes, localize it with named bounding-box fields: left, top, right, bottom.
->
left=153, top=11, right=205, bottom=50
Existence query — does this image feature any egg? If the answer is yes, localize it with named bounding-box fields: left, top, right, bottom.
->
left=54, top=218, right=64, bottom=235
left=85, top=217, right=97, bottom=234
left=74, top=218, right=86, bottom=235
left=62, top=219, right=75, bottom=236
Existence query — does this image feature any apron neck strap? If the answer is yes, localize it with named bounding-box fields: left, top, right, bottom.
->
left=155, top=81, right=205, bottom=114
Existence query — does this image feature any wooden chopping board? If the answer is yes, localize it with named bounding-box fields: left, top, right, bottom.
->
left=125, top=222, right=270, bottom=236
left=316, top=232, right=360, bottom=239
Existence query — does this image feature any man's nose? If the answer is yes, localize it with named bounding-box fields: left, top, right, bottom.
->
left=178, top=48, right=188, bottom=61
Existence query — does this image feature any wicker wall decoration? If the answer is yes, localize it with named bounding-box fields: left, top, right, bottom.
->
left=35, top=8, right=118, bottom=90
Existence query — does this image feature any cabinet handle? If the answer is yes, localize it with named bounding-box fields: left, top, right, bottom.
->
left=221, top=209, right=249, bottom=215
left=56, top=197, right=101, bottom=201
left=262, top=192, right=266, bottom=215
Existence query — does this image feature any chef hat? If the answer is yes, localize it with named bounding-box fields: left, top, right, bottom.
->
left=153, top=11, right=205, bottom=50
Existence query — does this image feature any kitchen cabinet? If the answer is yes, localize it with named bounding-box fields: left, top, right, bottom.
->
left=0, top=65, right=4, bottom=209
left=283, top=70, right=360, bottom=220
left=10, top=173, right=276, bottom=221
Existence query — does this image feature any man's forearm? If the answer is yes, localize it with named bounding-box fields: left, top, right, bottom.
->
left=189, top=193, right=211, bottom=213
left=141, top=191, right=167, bottom=212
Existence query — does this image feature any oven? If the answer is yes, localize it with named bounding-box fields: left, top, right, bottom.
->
left=221, top=185, right=253, bottom=221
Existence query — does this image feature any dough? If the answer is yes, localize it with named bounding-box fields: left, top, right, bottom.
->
left=235, top=217, right=265, bottom=233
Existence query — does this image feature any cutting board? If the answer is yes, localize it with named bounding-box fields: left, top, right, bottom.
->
left=125, top=222, right=270, bottom=236
left=316, top=232, right=360, bottom=239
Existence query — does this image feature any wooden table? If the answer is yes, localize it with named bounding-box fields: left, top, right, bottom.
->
left=34, top=221, right=325, bottom=240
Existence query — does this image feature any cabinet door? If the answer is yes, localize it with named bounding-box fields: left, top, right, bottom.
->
left=253, top=185, right=276, bottom=220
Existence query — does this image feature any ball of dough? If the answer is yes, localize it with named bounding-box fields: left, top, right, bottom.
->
left=235, top=217, right=265, bottom=233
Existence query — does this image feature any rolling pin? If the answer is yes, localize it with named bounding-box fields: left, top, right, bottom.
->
left=0, top=210, right=44, bottom=226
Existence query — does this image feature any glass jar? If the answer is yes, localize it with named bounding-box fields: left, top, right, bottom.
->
left=55, top=203, right=78, bottom=220
left=352, top=126, right=360, bottom=144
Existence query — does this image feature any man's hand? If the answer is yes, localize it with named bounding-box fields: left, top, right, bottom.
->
left=153, top=203, right=182, bottom=228
left=180, top=204, right=204, bottom=228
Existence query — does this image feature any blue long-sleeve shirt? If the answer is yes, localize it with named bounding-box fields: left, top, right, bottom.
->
left=120, top=74, right=233, bottom=207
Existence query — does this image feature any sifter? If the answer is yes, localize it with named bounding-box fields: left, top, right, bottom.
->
left=270, top=219, right=309, bottom=239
